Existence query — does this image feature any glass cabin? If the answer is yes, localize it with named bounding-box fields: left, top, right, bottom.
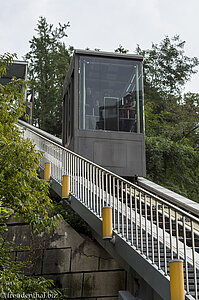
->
left=62, top=50, right=146, bottom=178
left=79, top=55, right=143, bottom=134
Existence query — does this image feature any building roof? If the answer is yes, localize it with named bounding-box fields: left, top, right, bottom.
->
left=0, top=60, right=28, bottom=85
left=74, top=49, right=143, bottom=61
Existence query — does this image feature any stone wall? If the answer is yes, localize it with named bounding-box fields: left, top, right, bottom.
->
left=5, top=216, right=126, bottom=299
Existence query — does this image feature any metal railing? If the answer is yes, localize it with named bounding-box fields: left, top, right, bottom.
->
left=20, top=122, right=199, bottom=300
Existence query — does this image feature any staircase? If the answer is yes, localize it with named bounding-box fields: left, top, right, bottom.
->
left=18, top=120, right=199, bottom=300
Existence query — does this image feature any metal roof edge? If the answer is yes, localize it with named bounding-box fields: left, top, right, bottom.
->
left=13, top=60, right=28, bottom=65
left=74, top=49, right=143, bottom=60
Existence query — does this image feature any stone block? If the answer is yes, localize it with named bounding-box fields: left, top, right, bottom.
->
left=10, top=251, right=16, bottom=261
left=43, top=248, right=71, bottom=274
left=99, top=257, right=121, bottom=270
left=71, top=249, right=99, bottom=272
left=45, top=273, right=83, bottom=298
left=6, top=214, right=26, bottom=225
left=83, top=270, right=126, bottom=297
left=43, top=220, right=84, bottom=250
left=79, top=298, right=97, bottom=300
left=82, top=238, right=113, bottom=259
left=76, top=298, right=97, bottom=300
left=71, top=238, right=119, bottom=272
left=16, top=249, right=43, bottom=275
left=31, top=230, right=49, bottom=250
left=4, top=225, right=31, bottom=249
left=98, top=298, right=118, bottom=300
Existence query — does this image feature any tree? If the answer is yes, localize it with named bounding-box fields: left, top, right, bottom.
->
left=115, top=44, right=129, bottom=54
left=0, top=53, right=62, bottom=296
left=0, top=63, right=59, bottom=229
left=181, top=92, right=199, bottom=147
left=25, top=17, right=73, bottom=137
left=146, top=136, right=199, bottom=201
left=135, top=36, right=199, bottom=201
left=136, top=35, right=199, bottom=99
left=135, top=36, right=199, bottom=142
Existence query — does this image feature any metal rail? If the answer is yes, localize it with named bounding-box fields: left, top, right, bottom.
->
left=19, top=122, right=199, bottom=300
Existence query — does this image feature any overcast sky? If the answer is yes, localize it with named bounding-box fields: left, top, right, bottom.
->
left=0, top=0, right=198, bottom=93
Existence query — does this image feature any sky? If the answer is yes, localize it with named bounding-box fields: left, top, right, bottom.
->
left=0, top=0, right=198, bottom=93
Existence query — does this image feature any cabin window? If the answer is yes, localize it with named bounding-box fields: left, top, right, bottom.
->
left=79, top=56, right=143, bottom=133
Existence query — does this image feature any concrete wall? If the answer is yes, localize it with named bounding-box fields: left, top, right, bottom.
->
left=5, top=216, right=126, bottom=299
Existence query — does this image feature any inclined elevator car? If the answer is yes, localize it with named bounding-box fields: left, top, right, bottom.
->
left=62, top=49, right=146, bottom=178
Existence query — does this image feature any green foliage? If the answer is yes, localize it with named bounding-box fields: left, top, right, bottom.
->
left=0, top=54, right=63, bottom=296
left=0, top=53, right=17, bottom=77
left=136, top=35, right=199, bottom=98
left=0, top=55, right=61, bottom=231
left=146, top=137, right=199, bottom=201
left=144, top=92, right=199, bottom=148
left=0, top=206, right=61, bottom=298
left=115, top=44, right=129, bottom=54
left=136, top=35, right=199, bottom=201
left=25, top=16, right=73, bottom=137
left=136, top=35, right=199, bottom=144
left=0, top=243, right=60, bottom=298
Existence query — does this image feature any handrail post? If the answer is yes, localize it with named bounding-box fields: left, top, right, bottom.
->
left=102, top=206, right=115, bottom=244
left=62, top=174, right=70, bottom=199
left=169, top=259, right=185, bottom=300
left=44, top=162, right=51, bottom=181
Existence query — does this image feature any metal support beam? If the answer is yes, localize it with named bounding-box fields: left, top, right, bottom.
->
left=68, top=193, right=171, bottom=300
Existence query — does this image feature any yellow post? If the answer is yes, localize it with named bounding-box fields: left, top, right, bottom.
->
left=62, top=175, right=70, bottom=198
left=44, top=162, right=51, bottom=181
left=169, top=259, right=185, bottom=300
left=102, top=206, right=112, bottom=239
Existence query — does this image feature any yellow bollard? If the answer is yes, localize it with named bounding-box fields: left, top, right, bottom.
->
left=102, top=206, right=113, bottom=239
left=169, top=259, right=185, bottom=300
left=44, top=162, right=51, bottom=181
left=62, top=175, right=70, bottom=198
